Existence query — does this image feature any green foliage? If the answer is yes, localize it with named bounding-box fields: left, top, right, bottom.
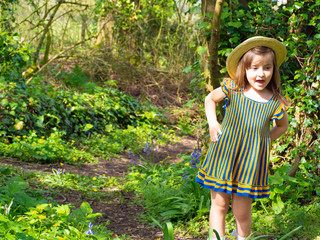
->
left=0, top=63, right=174, bottom=163
left=37, top=167, right=122, bottom=194
left=188, top=0, right=320, bottom=214
left=208, top=229, right=221, bottom=240
left=125, top=148, right=210, bottom=224
left=1, top=0, right=319, bottom=239
left=252, top=203, right=320, bottom=239
left=0, top=168, right=40, bottom=214
left=0, top=30, right=31, bottom=81
left=0, top=166, right=124, bottom=239
left=0, top=0, right=19, bottom=30
left=0, top=77, right=144, bottom=137
left=124, top=145, right=320, bottom=239
left=94, top=0, right=197, bottom=70
left=57, top=64, right=89, bottom=88
left=0, top=1, right=31, bottom=81
left=80, top=122, right=176, bottom=160
left=2, top=130, right=73, bottom=163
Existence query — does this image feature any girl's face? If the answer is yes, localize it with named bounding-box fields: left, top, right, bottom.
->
left=245, top=53, right=274, bottom=93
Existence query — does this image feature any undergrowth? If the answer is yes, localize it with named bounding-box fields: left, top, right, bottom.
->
left=0, top=70, right=177, bottom=165
left=124, top=148, right=320, bottom=240
left=0, top=165, right=129, bottom=239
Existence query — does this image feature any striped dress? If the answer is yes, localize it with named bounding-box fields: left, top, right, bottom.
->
left=195, top=79, right=286, bottom=198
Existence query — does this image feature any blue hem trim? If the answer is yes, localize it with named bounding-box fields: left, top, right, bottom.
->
left=195, top=177, right=270, bottom=199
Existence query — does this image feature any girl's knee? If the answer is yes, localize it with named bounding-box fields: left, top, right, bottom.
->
left=231, top=194, right=252, bottom=221
left=233, top=208, right=251, bottom=222
left=211, top=191, right=231, bottom=213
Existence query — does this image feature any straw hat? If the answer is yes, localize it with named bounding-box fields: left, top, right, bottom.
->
left=226, top=36, right=287, bottom=79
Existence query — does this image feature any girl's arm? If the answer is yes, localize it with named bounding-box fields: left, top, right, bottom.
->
left=205, top=87, right=225, bottom=142
left=270, top=111, right=289, bottom=141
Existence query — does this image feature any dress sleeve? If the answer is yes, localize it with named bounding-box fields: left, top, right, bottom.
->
left=271, top=103, right=288, bottom=121
left=220, top=78, right=235, bottom=109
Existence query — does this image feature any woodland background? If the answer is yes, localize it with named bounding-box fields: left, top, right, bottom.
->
left=0, top=0, right=319, bottom=239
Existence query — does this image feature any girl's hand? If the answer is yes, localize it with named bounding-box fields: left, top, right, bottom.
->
left=209, top=121, right=222, bottom=142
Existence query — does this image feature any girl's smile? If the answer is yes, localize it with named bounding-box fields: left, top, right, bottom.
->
left=245, top=53, right=274, bottom=93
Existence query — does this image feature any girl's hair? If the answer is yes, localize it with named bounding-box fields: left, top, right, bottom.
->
left=234, top=46, right=289, bottom=106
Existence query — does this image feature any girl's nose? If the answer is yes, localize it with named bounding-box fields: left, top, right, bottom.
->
left=257, top=67, right=264, bottom=76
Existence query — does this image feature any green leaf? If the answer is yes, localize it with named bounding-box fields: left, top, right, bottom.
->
left=228, top=22, right=242, bottom=28
left=251, top=235, right=270, bottom=240
left=55, top=204, right=71, bottom=216
left=294, top=2, right=303, bottom=9
left=163, top=222, right=174, bottom=240
left=80, top=202, right=93, bottom=214
left=7, top=177, right=29, bottom=192
left=269, top=171, right=284, bottom=185
left=197, top=46, right=208, bottom=56
left=198, top=22, right=211, bottom=30
left=272, top=195, right=284, bottom=214
left=83, top=123, right=93, bottom=132
left=1, top=98, right=8, bottom=107
left=209, top=229, right=221, bottom=240
left=279, top=226, right=303, bottom=240
left=35, top=115, right=44, bottom=128
left=273, top=187, right=284, bottom=194
left=183, top=65, right=192, bottom=73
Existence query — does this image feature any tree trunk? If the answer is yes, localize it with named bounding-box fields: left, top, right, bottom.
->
left=208, top=0, right=224, bottom=90
left=201, top=0, right=216, bottom=19
left=95, top=14, right=114, bottom=47
left=41, top=29, right=51, bottom=66
left=81, top=14, right=87, bottom=42
left=202, top=0, right=250, bottom=91
left=201, top=0, right=216, bottom=92
left=201, top=0, right=224, bottom=119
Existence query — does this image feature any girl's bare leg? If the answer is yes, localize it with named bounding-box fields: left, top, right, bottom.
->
left=209, top=190, right=231, bottom=238
left=231, top=193, right=252, bottom=238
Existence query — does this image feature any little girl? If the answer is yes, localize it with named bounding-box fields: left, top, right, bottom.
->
left=195, top=36, right=289, bottom=240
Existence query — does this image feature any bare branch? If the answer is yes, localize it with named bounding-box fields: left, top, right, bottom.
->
left=63, top=1, right=89, bottom=9
left=19, top=3, right=46, bottom=25
left=27, top=20, right=109, bottom=84
left=33, top=1, right=64, bottom=65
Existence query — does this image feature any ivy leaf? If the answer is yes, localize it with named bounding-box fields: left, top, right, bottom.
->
left=197, top=21, right=211, bottom=30
left=83, top=123, right=93, bottom=132
left=228, top=22, right=242, bottom=28
left=294, top=2, right=303, bottom=9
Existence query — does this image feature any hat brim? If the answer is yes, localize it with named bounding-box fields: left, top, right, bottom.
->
left=226, top=36, right=287, bottom=79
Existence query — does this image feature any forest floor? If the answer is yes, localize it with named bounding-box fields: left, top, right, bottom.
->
left=0, top=135, right=202, bottom=240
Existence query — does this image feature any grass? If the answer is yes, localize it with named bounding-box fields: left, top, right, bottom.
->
left=0, top=164, right=128, bottom=239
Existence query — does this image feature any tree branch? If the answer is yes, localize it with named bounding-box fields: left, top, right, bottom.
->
left=19, top=3, right=46, bottom=25
left=287, top=153, right=302, bottom=177
left=63, top=1, right=89, bottom=8
left=33, top=1, right=64, bottom=65
left=26, top=20, right=109, bottom=84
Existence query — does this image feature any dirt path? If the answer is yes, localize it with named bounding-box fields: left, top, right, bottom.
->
left=0, top=136, right=202, bottom=240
